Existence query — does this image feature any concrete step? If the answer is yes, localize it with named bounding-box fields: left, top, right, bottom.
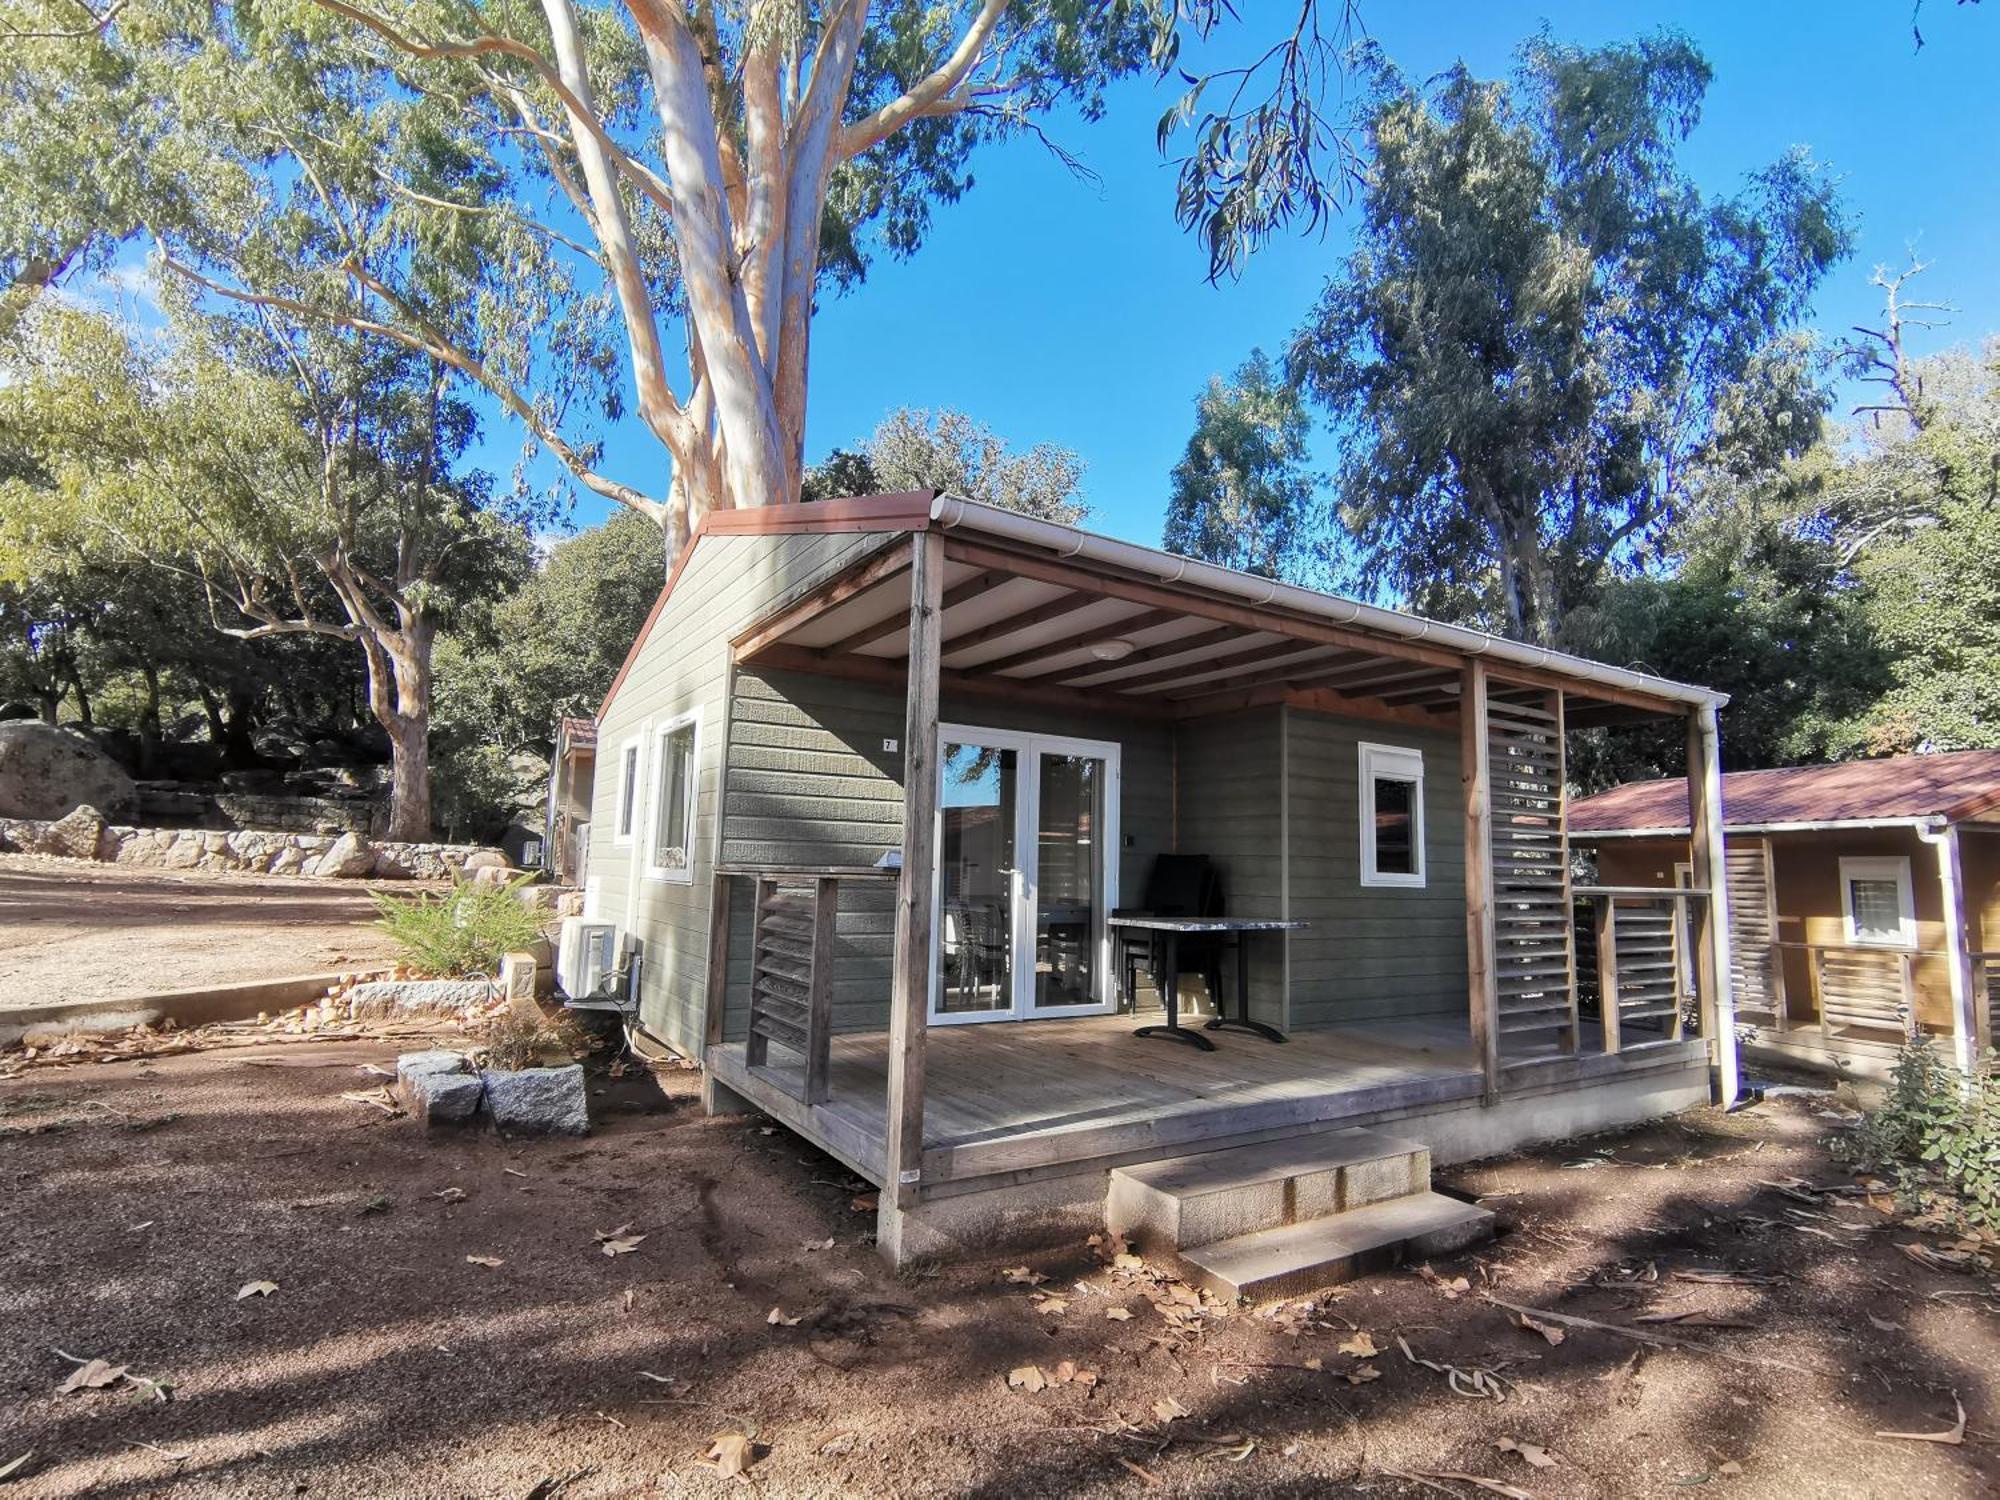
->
left=1105, top=1127, right=1431, bottom=1252
left=1176, top=1190, right=1494, bottom=1301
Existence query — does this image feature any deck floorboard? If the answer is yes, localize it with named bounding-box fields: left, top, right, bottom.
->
left=709, top=1013, right=1494, bottom=1188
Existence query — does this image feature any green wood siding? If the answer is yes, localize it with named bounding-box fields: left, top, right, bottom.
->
left=585, top=530, right=899, bottom=1055
left=1284, top=707, right=1468, bottom=1027
left=1175, top=710, right=1288, bottom=1025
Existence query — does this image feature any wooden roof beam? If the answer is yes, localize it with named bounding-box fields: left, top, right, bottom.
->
left=731, top=541, right=913, bottom=661
left=820, top=567, right=1012, bottom=657
left=752, top=642, right=1176, bottom=721
left=1100, top=639, right=1344, bottom=697
left=941, top=537, right=1469, bottom=674
left=952, top=606, right=1182, bottom=678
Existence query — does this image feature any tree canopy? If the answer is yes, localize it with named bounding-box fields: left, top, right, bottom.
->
left=803, top=407, right=1087, bottom=522
left=1287, top=32, right=1850, bottom=642
left=1162, top=349, right=1319, bottom=581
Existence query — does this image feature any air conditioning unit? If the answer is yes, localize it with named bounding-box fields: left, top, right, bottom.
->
left=557, top=919, right=619, bottom=1001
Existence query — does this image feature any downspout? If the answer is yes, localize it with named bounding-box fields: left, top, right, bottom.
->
left=1918, top=819, right=1980, bottom=1075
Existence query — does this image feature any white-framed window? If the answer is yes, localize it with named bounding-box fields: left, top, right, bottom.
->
left=644, top=710, right=701, bottom=883
left=611, top=737, right=641, bottom=845
left=1359, top=741, right=1425, bottom=888
left=1840, top=855, right=1915, bottom=948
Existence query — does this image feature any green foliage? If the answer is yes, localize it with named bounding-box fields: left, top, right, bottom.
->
left=804, top=408, right=1089, bottom=522
left=1561, top=477, right=1892, bottom=789
left=1163, top=349, right=1320, bottom=582
left=1842, top=1043, right=2000, bottom=1232
left=1287, top=31, right=1849, bottom=641
left=370, top=878, right=546, bottom=979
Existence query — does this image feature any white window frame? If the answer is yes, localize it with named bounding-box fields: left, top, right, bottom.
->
left=642, top=709, right=702, bottom=884
left=1839, top=855, right=1916, bottom=949
left=611, top=736, right=641, bottom=846
left=1358, top=741, right=1426, bottom=889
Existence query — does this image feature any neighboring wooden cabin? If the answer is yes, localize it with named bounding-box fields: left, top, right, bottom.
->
left=582, top=492, right=1736, bottom=1263
left=1572, top=753, right=2000, bottom=1079
left=543, top=715, right=597, bottom=885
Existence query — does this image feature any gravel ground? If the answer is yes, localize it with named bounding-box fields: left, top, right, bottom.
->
left=0, top=857, right=406, bottom=1010
left=1, top=1039, right=1995, bottom=1498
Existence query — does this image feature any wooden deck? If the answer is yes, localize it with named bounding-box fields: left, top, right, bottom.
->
left=710, top=1014, right=1504, bottom=1191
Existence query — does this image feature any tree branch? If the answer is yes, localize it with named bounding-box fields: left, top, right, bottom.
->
left=835, top=0, right=1008, bottom=158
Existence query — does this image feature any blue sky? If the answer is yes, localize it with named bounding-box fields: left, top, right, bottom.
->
left=513, top=1, right=2000, bottom=546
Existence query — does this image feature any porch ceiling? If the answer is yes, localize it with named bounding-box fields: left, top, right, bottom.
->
left=738, top=538, right=1672, bottom=728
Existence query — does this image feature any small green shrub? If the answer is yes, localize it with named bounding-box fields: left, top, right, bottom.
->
left=1839, top=1042, right=2000, bottom=1231
left=371, top=878, right=546, bottom=979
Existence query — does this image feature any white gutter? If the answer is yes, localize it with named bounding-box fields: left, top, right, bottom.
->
left=1576, top=815, right=1948, bottom=839
left=929, top=495, right=1727, bottom=710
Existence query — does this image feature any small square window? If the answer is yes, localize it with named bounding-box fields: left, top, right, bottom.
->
left=1359, top=743, right=1426, bottom=888
left=1840, top=856, right=1913, bottom=948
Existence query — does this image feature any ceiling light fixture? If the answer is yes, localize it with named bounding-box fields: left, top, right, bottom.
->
left=1088, top=638, right=1136, bottom=662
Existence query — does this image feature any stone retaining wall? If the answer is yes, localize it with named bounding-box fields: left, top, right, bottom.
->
left=0, top=811, right=503, bottom=881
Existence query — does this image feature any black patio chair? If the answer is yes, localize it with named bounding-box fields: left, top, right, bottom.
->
left=1116, top=854, right=1225, bottom=1009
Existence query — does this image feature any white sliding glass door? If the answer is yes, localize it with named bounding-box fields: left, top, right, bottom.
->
left=931, top=726, right=1120, bottom=1024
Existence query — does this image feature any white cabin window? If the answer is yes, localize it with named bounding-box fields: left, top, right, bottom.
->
left=612, top=739, right=640, bottom=845
left=1840, top=855, right=1914, bottom=948
left=1359, top=742, right=1425, bottom=888
left=645, top=712, right=700, bottom=883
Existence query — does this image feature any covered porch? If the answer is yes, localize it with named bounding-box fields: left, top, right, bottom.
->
left=696, top=496, right=1736, bottom=1216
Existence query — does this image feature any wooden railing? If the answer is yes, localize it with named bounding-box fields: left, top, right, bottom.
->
left=1775, top=940, right=1924, bottom=1042
left=1573, top=886, right=1705, bottom=1054
left=706, top=865, right=896, bottom=1106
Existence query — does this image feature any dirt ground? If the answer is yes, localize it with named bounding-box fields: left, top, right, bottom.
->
left=0, top=857, right=405, bottom=1010
left=2, top=1039, right=1996, bottom=1500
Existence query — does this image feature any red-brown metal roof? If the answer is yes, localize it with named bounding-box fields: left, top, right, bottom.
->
left=1570, top=750, right=2000, bottom=835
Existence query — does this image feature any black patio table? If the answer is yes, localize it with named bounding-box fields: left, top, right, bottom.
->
left=1108, top=915, right=1310, bottom=1050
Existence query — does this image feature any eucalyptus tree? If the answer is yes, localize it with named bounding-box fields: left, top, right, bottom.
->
left=1162, top=349, right=1317, bottom=581
left=8, top=0, right=1371, bottom=553
left=1287, top=33, right=1850, bottom=642
left=0, top=304, right=528, bottom=838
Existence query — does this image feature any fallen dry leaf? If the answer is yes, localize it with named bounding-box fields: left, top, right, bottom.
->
left=1152, top=1395, right=1189, bottom=1423
left=1105, top=1306, right=1134, bottom=1321
left=1875, top=1394, right=1967, bottom=1445
left=1497, top=1436, right=1556, bottom=1469
left=465, top=1254, right=504, bottom=1268
left=802, top=1236, right=835, bottom=1252
left=1001, top=1265, right=1048, bottom=1286
left=1344, top=1363, right=1383, bottom=1386
left=1515, top=1312, right=1567, bottom=1347
left=433, top=1187, right=467, bottom=1203
left=1006, top=1364, right=1047, bottom=1393
left=703, top=1429, right=758, bottom=1480
left=1303, top=1356, right=1324, bottom=1372
left=600, top=1234, right=646, bottom=1257
left=57, top=1359, right=126, bottom=1394
left=1049, top=1360, right=1098, bottom=1388
left=1339, top=1331, right=1379, bottom=1358
left=849, top=1192, right=878, bottom=1213
left=235, top=1280, right=278, bottom=1301
left=766, top=1306, right=802, bottom=1327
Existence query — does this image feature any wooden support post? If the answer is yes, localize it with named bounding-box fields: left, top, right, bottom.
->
left=1461, top=660, right=1499, bottom=1097
left=1685, top=703, right=1738, bottom=1104
left=804, top=875, right=838, bottom=1105
left=703, top=872, right=732, bottom=1054
left=1929, top=823, right=1980, bottom=1073
left=885, top=531, right=943, bottom=1208
left=1596, top=895, right=1621, bottom=1055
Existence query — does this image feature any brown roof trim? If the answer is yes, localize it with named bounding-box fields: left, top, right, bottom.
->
left=595, top=492, right=936, bottom=719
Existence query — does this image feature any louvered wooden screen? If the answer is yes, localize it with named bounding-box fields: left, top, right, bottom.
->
left=1487, top=693, right=1579, bottom=1056
left=1725, top=839, right=1783, bottom=1026
left=1818, top=948, right=1912, bottom=1038
left=1595, top=895, right=1686, bottom=1047
left=745, top=874, right=837, bottom=1103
